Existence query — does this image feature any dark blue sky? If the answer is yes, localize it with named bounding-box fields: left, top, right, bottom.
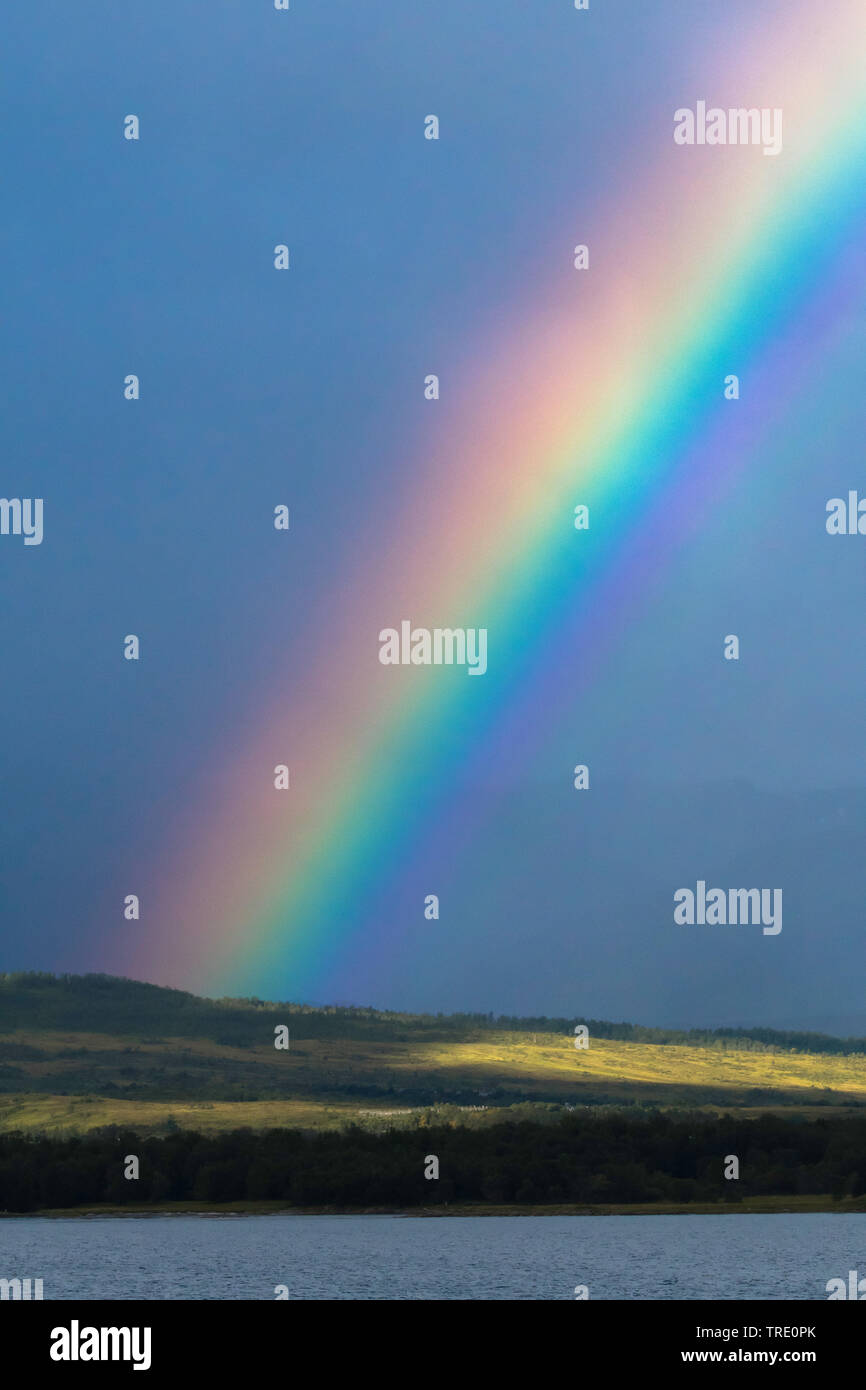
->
left=2, top=2, right=865, bottom=1032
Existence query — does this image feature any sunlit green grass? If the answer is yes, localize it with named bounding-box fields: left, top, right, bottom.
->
left=1, top=1026, right=864, bottom=1134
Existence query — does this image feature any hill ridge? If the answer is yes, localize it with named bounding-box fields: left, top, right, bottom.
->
left=2, top=971, right=865, bottom=1056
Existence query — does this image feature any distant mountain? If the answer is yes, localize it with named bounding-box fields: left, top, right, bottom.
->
left=0, top=972, right=864, bottom=1139
left=1, top=969, right=863, bottom=1050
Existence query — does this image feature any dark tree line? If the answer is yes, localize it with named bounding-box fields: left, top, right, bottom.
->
left=1, top=1113, right=865, bottom=1211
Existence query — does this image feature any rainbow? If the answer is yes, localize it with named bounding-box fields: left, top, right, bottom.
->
left=115, top=4, right=866, bottom=1001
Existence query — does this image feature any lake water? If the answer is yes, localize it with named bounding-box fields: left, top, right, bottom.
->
left=2, top=1213, right=863, bottom=1299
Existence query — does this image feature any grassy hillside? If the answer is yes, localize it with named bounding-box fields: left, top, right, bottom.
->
left=1, top=972, right=864, bottom=1136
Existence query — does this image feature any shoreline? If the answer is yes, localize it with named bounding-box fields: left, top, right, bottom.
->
left=3, top=1195, right=865, bottom=1219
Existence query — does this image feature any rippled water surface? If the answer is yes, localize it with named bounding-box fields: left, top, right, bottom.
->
left=2, top=1212, right=863, bottom=1299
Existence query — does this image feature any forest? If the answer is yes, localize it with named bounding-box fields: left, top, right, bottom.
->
left=1, top=1111, right=865, bottom=1212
